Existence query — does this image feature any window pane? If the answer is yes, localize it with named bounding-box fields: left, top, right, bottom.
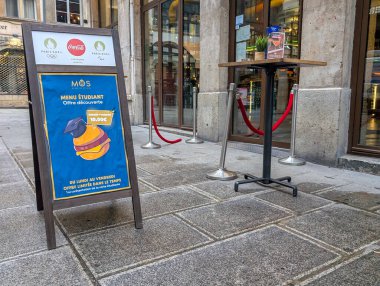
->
left=232, top=0, right=264, bottom=137
left=358, top=1, right=380, bottom=147
left=161, top=0, right=179, bottom=126
left=70, top=2, right=80, bottom=14
left=56, top=0, right=67, bottom=12
left=57, top=12, right=68, bottom=23
left=24, top=0, right=36, bottom=19
left=144, top=7, right=159, bottom=121
left=70, top=13, right=80, bottom=25
left=183, top=0, right=200, bottom=127
left=6, top=0, right=19, bottom=17
left=270, top=0, right=300, bottom=144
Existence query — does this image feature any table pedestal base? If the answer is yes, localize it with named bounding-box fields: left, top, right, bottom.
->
left=234, top=174, right=298, bottom=197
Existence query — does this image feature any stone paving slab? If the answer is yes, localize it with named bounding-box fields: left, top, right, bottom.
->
left=145, top=167, right=213, bottom=189
left=178, top=195, right=291, bottom=238
left=284, top=204, right=380, bottom=253
left=317, top=184, right=380, bottom=211
left=136, top=167, right=153, bottom=178
left=0, top=153, right=17, bottom=170
left=0, top=206, right=67, bottom=261
left=0, top=167, right=24, bottom=185
left=72, top=215, right=212, bottom=277
left=0, top=182, right=35, bottom=210
left=138, top=180, right=157, bottom=193
left=193, top=179, right=269, bottom=200
left=13, top=152, right=33, bottom=161
left=138, top=161, right=211, bottom=176
left=256, top=190, right=332, bottom=214
left=295, top=182, right=334, bottom=194
left=135, top=154, right=178, bottom=165
left=57, top=187, right=213, bottom=235
left=99, top=226, right=338, bottom=286
left=305, top=251, right=380, bottom=286
left=0, top=246, right=92, bottom=286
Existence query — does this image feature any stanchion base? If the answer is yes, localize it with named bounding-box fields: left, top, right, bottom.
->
left=206, top=168, right=237, bottom=181
left=141, top=142, right=161, bottom=149
left=278, top=156, right=306, bottom=166
left=186, top=137, right=204, bottom=144
left=235, top=174, right=297, bottom=197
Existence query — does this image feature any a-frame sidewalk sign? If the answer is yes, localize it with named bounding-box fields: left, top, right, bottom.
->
left=22, top=23, right=143, bottom=250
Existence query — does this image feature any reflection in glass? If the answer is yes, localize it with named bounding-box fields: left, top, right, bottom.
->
left=99, top=0, right=118, bottom=28
left=162, top=0, right=179, bottom=125
left=359, top=1, right=380, bottom=147
left=144, top=8, right=159, bottom=122
left=233, top=0, right=264, bottom=137
left=183, top=0, right=200, bottom=127
left=270, top=0, right=300, bottom=143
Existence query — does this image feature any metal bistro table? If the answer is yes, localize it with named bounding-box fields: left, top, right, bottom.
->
left=219, top=58, right=327, bottom=197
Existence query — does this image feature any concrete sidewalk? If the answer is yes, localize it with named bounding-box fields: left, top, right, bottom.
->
left=0, top=109, right=379, bottom=286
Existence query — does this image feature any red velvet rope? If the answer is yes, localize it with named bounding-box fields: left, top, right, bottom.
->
left=151, top=97, right=182, bottom=144
left=237, top=91, right=294, bottom=136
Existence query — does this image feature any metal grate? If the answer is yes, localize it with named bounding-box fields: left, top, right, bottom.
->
left=0, top=35, right=28, bottom=95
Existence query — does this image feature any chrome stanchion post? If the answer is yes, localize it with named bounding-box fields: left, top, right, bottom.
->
left=207, top=83, right=238, bottom=180
left=186, top=87, right=203, bottom=144
left=141, top=86, right=161, bottom=149
left=279, top=84, right=305, bottom=165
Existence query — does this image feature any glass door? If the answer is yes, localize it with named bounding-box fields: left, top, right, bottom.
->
left=142, top=0, right=200, bottom=129
left=350, top=0, right=380, bottom=156
left=230, top=0, right=301, bottom=148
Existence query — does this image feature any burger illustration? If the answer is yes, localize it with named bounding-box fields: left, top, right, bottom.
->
left=64, top=117, right=111, bottom=160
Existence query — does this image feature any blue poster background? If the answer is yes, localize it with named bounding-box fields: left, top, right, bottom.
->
left=40, top=74, right=130, bottom=200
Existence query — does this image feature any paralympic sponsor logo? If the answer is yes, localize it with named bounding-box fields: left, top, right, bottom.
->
left=67, top=39, right=86, bottom=56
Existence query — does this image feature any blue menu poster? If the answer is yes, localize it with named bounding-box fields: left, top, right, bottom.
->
left=38, top=73, right=130, bottom=200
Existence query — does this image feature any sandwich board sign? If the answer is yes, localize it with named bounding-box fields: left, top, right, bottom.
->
left=22, top=23, right=142, bottom=249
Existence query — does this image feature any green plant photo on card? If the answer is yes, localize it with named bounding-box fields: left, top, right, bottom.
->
left=255, top=36, right=268, bottom=52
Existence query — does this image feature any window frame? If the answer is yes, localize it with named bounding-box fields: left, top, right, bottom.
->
left=56, top=0, right=84, bottom=26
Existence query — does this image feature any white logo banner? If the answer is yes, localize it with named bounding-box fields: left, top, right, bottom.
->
left=32, top=31, right=116, bottom=66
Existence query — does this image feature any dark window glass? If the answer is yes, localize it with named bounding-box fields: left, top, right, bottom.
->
left=182, top=0, right=200, bottom=127
left=6, top=0, right=19, bottom=17
left=69, top=2, right=80, bottom=14
left=358, top=1, right=380, bottom=147
left=57, top=12, right=68, bottom=23
left=56, top=0, right=67, bottom=12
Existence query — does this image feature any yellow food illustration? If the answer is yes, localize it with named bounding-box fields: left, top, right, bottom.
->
left=64, top=117, right=111, bottom=160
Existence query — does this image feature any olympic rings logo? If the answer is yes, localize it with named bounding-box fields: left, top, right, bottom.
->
left=46, top=54, right=57, bottom=59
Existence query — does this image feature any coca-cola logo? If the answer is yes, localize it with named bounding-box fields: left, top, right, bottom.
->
left=67, top=39, right=86, bottom=56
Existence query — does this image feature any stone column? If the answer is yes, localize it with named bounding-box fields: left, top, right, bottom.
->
left=296, top=0, right=356, bottom=165
left=45, top=0, right=56, bottom=23
left=118, top=0, right=143, bottom=125
left=197, top=0, right=230, bottom=142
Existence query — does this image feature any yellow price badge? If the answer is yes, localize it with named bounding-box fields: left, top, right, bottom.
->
left=86, top=110, right=114, bottom=126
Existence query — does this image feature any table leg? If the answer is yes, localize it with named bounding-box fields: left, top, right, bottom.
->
left=263, top=67, right=276, bottom=183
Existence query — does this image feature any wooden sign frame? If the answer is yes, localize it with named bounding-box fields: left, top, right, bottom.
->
left=22, top=23, right=142, bottom=250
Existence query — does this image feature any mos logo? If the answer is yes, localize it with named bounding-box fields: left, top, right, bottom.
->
left=94, top=41, right=106, bottom=52
left=72, top=79, right=91, bottom=88
left=44, top=38, right=57, bottom=49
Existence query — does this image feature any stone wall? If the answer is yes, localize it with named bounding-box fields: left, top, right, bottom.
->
left=296, top=0, right=356, bottom=165
left=197, top=0, right=230, bottom=142
left=118, top=0, right=143, bottom=125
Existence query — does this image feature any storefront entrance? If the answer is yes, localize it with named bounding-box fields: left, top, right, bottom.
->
left=229, top=0, right=301, bottom=148
left=142, top=0, right=200, bottom=128
left=350, top=0, right=380, bottom=157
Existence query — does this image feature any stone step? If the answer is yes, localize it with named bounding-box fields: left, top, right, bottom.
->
left=338, top=154, right=380, bottom=176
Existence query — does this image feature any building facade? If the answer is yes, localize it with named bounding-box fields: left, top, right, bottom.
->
left=0, top=0, right=379, bottom=169
left=125, top=0, right=379, bottom=167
